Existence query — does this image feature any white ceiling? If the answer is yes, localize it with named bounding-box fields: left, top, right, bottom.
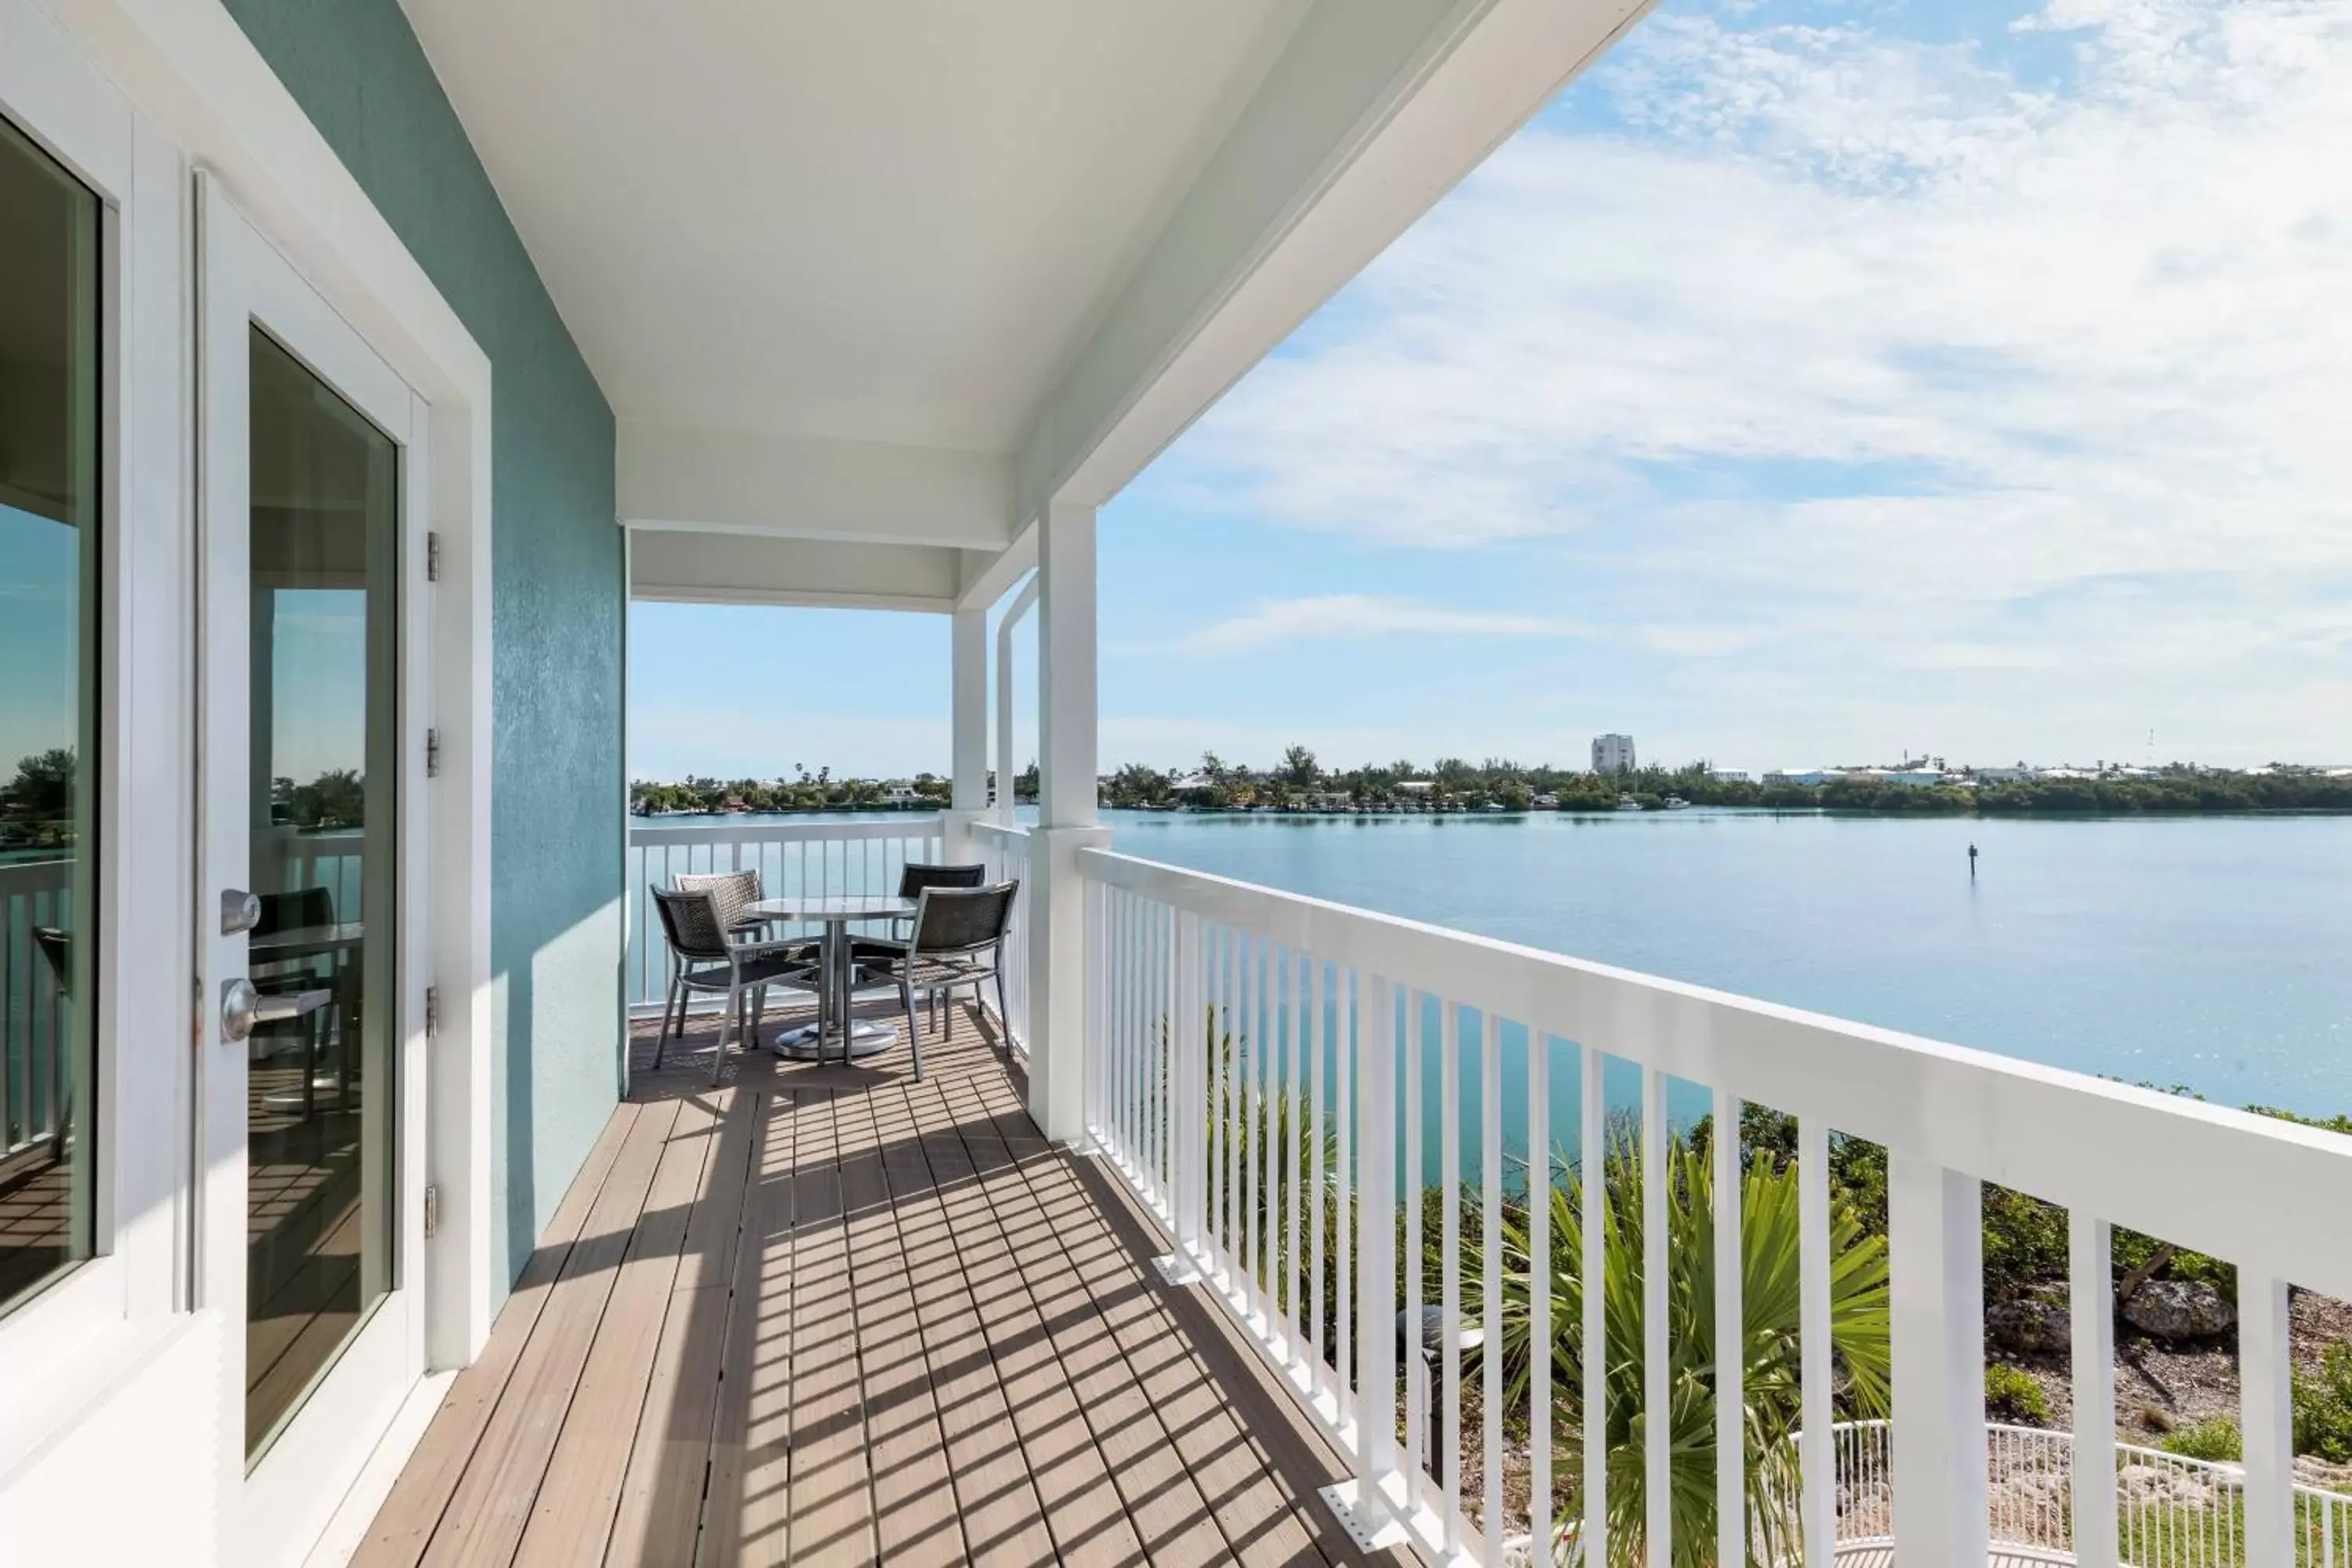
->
left=398, top=0, right=1312, bottom=455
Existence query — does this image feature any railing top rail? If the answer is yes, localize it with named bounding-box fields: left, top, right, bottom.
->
left=1075, top=844, right=2352, bottom=1301
left=970, top=820, right=1029, bottom=844
left=629, top=816, right=944, bottom=847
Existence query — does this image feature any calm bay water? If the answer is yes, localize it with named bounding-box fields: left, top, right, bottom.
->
left=1101, top=807, right=2352, bottom=1120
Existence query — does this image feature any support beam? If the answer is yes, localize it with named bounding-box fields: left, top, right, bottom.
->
left=619, top=421, right=1015, bottom=549
left=943, top=605, right=989, bottom=860
left=993, top=573, right=1037, bottom=826
left=1037, top=501, right=1098, bottom=829
left=1026, top=501, right=1107, bottom=1143
left=627, top=528, right=961, bottom=612
left=1889, top=1155, right=1988, bottom=1568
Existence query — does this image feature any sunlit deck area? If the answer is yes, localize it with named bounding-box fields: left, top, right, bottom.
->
left=354, top=1001, right=1375, bottom=1567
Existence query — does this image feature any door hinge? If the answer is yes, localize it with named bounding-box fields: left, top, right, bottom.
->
left=426, top=728, right=441, bottom=778
left=423, top=1182, right=441, bottom=1240
left=424, top=984, right=440, bottom=1042
left=426, top=530, right=442, bottom=583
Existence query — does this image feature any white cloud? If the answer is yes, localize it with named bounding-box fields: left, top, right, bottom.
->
left=1168, top=594, right=1575, bottom=654
left=1150, top=0, right=2352, bottom=759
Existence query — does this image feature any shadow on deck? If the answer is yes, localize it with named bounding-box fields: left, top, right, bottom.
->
left=354, top=998, right=1374, bottom=1566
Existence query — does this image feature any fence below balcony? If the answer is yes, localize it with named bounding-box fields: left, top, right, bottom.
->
left=1073, top=845, right=2352, bottom=1568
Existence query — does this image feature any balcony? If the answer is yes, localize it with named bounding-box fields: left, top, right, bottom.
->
left=351, top=816, right=2352, bottom=1568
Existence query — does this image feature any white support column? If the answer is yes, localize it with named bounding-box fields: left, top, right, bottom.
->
left=1889, top=1153, right=1989, bottom=1568
left=2242, top=1271, right=2295, bottom=1568
left=943, top=604, right=988, bottom=860
left=1026, top=501, right=1106, bottom=1142
left=993, top=572, right=1037, bottom=828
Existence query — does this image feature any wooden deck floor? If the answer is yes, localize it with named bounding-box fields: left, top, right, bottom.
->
left=356, top=1001, right=1374, bottom=1567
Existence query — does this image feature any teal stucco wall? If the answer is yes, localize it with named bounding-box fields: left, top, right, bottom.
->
left=223, top=0, right=622, bottom=1290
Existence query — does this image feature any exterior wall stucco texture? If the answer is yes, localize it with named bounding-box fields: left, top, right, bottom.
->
left=222, top=0, right=622, bottom=1293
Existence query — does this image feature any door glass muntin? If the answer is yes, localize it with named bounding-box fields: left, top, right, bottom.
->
left=0, top=110, right=101, bottom=1317
left=243, top=325, right=399, bottom=1457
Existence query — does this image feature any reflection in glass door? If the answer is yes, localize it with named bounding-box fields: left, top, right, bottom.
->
left=0, top=113, right=100, bottom=1316
left=243, top=329, right=398, bottom=1456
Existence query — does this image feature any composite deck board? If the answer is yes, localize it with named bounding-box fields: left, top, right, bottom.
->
left=361, top=1001, right=1373, bottom=1566
left=840, top=1087, right=971, bottom=1568
left=898, top=1075, right=1150, bottom=1567
left=511, top=1091, right=717, bottom=1566
left=949, top=1074, right=1348, bottom=1568
left=426, top=1098, right=684, bottom=1567
left=357, top=1105, right=641, bottom=1568
left=606, top=1086, right=760, bottom=1566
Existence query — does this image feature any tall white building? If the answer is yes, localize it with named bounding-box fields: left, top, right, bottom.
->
left=1592, top=733, right=1638, bottom=774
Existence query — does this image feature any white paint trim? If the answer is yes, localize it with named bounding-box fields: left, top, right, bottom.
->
left=617, top=420, right=1014, bottom=548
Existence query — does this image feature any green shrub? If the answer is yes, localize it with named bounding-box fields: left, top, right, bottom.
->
left=2294, top=1344, right=2352, bottom=1462
left=2161, top=1417, right=2242, bottom=1462
left=1986, top=1363, right=2051, bottom=1425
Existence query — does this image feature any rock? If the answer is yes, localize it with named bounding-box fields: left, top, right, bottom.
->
left=2123, top=1279, right=2237, bottom=1341
left=1987, top=1298, right=2071, bottom=1354
left=2118, top=1462, right=2215, bottom=1504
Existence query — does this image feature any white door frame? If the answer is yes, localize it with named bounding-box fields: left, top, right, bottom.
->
left=196, top=172, right=435, bottom=1563
left=48, top=0, right=502, bottom=1380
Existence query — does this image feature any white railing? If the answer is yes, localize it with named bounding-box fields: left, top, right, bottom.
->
left=1831, top=1418, right=2352, bottom=1566
left=1073, top=846, right=2352, bottom=1568
left=1, top=858, right=71, bottom=1160
left=626, top=817, right=946, bottom=1013
left=969, top=819, right=1031, bottom=1054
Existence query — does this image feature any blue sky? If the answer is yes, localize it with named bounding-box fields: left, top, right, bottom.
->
left=629, top=0, right=2352, bottom=782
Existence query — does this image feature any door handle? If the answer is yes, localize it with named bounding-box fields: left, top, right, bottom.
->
left=221, top=888, right=262, bottom=936
left=222, top=978, right=261, bottom=1041
left=221, top=978, right=330, bottom=1041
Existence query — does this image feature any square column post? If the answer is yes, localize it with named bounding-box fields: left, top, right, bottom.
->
left=1028, top=500, right=1107, bottom=1143
left=943, top=604, right=988, bottom=859
left=1889, top=1153, right=1989, bottom=1568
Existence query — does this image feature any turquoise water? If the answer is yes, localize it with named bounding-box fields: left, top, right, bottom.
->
left=1099, top=808, right=2352, bottom=1124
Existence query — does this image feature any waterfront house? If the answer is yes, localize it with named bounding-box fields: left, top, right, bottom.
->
left=3, top=4, right=2345, bottom=1567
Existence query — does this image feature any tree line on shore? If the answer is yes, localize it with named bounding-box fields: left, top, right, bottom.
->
left=1104, top=748, right=2352, bottom=815
left=619, top=748, right=2352, bottom=819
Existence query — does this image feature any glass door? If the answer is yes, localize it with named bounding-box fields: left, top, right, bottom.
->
left=198, top=175, right=429, bottom=1539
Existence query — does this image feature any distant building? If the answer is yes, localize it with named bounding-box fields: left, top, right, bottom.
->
left=1396, top=779, right=1436, bottom=795
left=1706, top=768, right=1751, bottom=784
left=882, top=781, right=918, bottom=807
left=1592, top=733, right=1637, bottom=774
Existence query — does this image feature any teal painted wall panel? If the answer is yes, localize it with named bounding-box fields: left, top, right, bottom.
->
left=222, top=0, right=622, bottom=1290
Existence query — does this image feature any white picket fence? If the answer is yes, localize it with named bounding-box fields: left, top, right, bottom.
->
left=1821, top=1418, right=2352, bottom=1567
left=1073, top=845, right=2352, bottom=1568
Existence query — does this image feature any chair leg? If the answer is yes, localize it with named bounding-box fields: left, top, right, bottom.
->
left=751, top=985, right=767, bottom=1054
left=993, top=971, right=1011, bottom=1050
left=713, top=980, right=740, bottom=1086
left=905, top=983, right=923, bottom=1081
left=654, top=976, right=678, bottom=1068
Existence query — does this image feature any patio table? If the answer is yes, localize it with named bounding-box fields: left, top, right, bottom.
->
left=742, top=894, right=916, bottom=1062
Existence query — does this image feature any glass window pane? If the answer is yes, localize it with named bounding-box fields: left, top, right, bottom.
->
left=245, top=328, right=398, bottom=1456
left=0, top=114, right=101, bottom=1314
